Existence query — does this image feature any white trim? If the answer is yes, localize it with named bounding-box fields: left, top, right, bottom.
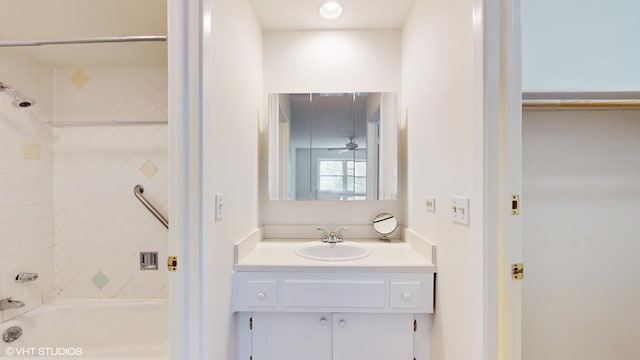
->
left=473, top=0, right=496, bottom=359
left=479, top=0, right=523, bottom=359
left=501, top=0, right=523, bottom=359
left=476, top=0, right=524, bottom=359
left=168, top=0, right=207, bottom=359
left=200, top=0, right=214, bottom=359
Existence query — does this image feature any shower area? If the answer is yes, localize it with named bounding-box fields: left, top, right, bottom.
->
left=0, top=0, right=169, bottom=357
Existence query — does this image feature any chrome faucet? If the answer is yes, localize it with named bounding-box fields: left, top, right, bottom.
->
left=15, top=272, right=38, bottom=283
left=0, top=298, right=25, bottom=311
left=317, top=227, right=348, bottom=244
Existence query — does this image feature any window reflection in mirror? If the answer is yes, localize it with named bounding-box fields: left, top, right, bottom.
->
left=268, top=92, right=397, bottom=201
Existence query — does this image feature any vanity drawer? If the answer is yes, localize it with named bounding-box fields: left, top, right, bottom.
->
left=283, top=280, right=385, bottom=308
left=245, top=280, right=278, bottom=307
left=232, top=272, right=435, bottom=313
left=390, top=281, right=422, bottom=308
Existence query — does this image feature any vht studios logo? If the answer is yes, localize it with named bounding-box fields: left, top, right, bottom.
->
left=4, top=346, right=83, bottom=356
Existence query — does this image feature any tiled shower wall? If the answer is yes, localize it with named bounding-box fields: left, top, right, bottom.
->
left=53, top=67, right=168, bottom=298
left=0, top=53, right=55, bottom=322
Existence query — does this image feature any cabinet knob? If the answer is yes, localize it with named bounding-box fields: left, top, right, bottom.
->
left=320, top=317, right=327, bottom=325
left=402, top=293, right=411, bottom=301
left=338, top=319, right=346, bottom=328
left=256, top=292, right=266, bottom=300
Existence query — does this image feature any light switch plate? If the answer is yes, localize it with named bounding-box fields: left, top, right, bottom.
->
left=215, top=194, right=224, bottom=221
left=451, top=196, right=469, bottom=225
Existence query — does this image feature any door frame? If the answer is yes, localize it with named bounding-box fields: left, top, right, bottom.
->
left=166, top=0, right=522, bottom=358
left=167, top=0, right=212, bottom=358
left=476, top=0, right=523, bottom=359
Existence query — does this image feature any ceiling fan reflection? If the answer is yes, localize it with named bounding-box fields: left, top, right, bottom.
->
left=328, top=137, right=365, bottom=153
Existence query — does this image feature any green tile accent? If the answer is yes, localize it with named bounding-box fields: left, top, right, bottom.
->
left=91, top=271, right=110, bottom=290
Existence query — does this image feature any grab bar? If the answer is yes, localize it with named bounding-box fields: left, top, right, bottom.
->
left=134, top=185, right=169, bottom=229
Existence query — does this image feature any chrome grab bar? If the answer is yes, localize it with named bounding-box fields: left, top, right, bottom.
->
left=134, top=185, right=169, bottom=229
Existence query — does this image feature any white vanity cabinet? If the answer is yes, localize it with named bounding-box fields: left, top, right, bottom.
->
left=247, top=312, right=333, bottom=360
left=244, top=312, right=419, bottom=360
left=332, top=313, right=416, bottom=360
left=233, top=272, right=434, bottom=360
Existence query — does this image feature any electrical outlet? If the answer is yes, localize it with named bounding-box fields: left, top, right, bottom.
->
left=425, top=197, right=436, bottom=212
left=451, top=196, right=470, bottom=225
left=215, top=194, right=224, bottom=221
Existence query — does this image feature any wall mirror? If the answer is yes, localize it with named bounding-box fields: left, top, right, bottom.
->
left=267, top=92, right=398, bottom=201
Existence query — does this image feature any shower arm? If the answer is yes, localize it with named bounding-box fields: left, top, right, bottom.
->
left=134, top=185, right=169, bottom=229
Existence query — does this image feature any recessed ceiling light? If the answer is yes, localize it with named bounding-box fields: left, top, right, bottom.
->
left=319, top=1, right=343, bottom=20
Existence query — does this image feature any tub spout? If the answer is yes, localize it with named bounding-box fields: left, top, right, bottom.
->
left=0, top=298, right=25, bottom=311
left=15, top=272, right=38, bottom=283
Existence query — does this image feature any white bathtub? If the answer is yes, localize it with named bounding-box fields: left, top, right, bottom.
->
left=0, top=299, right=168, bottom=359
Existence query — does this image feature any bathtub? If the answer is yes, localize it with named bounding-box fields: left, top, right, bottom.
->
left=0, top=299, right=168, bottom=359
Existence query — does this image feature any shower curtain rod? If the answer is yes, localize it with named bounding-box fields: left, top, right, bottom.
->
left=0, top=35, right=167, bottom=47
left=48, top=119, right=168, bottom=126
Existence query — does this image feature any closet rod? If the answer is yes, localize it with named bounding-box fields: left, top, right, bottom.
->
left=0, top=35, right=166, bottom=47
left=522, top=92, right=640, bottom=109
left=523, top=99, right=640, bottom=109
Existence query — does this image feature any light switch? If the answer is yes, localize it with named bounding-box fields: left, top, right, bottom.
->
left=215, top=194, right=224, bottom=221
left=451, top=196, right=469, bottom=225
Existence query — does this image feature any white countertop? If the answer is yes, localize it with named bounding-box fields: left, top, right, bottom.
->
left=234, top=238, right=437, bottom=273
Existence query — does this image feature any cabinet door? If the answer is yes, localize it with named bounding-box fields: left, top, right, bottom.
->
left=333, top=313, right=414, bottom=360
left=252, top=312, right=332, bottom=360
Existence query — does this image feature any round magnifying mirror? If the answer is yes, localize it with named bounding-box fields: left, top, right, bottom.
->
left=372, top=213, right=398, bottom=238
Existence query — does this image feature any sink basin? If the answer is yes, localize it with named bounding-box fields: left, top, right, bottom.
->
left=295, top=242, right=370, bottom=261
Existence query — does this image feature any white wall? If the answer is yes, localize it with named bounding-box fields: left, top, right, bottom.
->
left=261, top=30, right=403, bottom=225
left=0, top=52, right=55, bottom=322
left=522, top=0, right=640, bottom=91
left=52, top=66, right=168, bottom=298
left=522, top=110, right=640, bottom=360
left=264, top=30, right=400, bottom=93
left=402, top=0, right=480, bottom=359
left=205, top=1, right=263, bottom=359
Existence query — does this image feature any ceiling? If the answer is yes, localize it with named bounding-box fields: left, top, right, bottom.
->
left=251, top=0, right=417, bottom=30
left=0, top=0, right=167, bottom=67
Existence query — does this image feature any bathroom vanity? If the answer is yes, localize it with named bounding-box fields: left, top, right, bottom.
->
left=232, top=227, right=436, bottom=360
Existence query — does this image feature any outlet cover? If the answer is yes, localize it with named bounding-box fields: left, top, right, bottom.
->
left=215, top=194, right=224, bottom=221
left=425, top=198, right=436, bottom=212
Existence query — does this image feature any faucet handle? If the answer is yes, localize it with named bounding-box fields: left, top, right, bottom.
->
left=336, top=227, right=348, bottom=242
left=317, top=228, right=330, bottom=242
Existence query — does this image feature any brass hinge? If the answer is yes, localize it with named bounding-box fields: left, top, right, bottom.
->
left=511, top=195, right=520, bottom=215
left=413, top=319, right=417, bottom=332
left=167, top=256, right=177, bottom=271
left=512, top=263, right=524, bottom=280
left=249, top=317, right=253, bottom=330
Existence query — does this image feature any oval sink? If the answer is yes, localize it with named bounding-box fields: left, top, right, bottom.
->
left=295, top=242, right=370, bottom=261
